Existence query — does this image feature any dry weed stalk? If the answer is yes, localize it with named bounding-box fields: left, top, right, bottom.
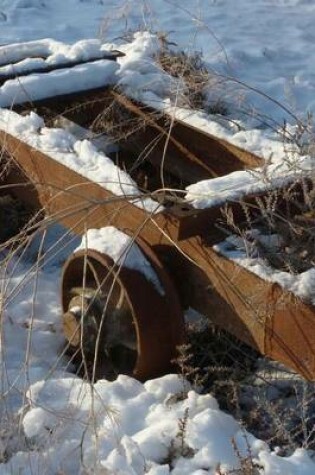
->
left=215, top=437, right=261, bottom=474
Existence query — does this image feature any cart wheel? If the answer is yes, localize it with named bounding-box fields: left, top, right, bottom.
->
left=61, top=235, right=184, bottom=381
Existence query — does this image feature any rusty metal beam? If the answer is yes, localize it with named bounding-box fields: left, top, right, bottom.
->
left=168, top=239, right=315, bottom=381
left=111, top=91, right=263, bottom=176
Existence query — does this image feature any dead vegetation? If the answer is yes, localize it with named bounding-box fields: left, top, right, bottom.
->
left=175, top=321, right=315, bottom=456
left=220, top=176, right=315, bottom=275
left=154, top=34, right=229, bottom=115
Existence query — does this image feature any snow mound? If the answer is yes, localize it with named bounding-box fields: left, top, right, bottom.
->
left=3, top=374, right=309, bottom=475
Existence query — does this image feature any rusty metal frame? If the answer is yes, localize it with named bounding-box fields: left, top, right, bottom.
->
left=0, top=75, right=314, bottom=380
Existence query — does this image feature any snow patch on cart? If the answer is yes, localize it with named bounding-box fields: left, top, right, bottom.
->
left=75, top=226, right=165, bottom=296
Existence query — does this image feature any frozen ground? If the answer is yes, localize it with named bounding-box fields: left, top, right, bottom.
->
left=0, top=1, right=314, bottom=474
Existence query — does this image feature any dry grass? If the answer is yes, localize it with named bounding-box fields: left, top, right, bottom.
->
left=175, top=320, right=315, bottom=456
left=157, top=47, right=228, bottom=115
left=220, top=175, right=315, bottom=275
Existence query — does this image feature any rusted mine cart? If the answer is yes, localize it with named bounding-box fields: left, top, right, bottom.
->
left=0, top=41, right=314, bottom=381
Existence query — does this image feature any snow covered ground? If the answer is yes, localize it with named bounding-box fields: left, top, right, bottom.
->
left=0, top=1, right=314, bottom=474
left=0, top=228, right=314, bottom=474
left=1, top=0, right=315, bottom=125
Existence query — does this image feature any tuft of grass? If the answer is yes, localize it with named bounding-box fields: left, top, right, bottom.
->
left=157, top=44, right=229, bottom=115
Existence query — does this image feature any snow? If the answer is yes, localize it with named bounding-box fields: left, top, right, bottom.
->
left=75, top=227, right=164, bottom=295
left=3, top=313, right=313, bottom=475
left=0, top=56, right=118, bottom=106
left=0, top=38, right=108, bottom=68
left=0, top=1, right=314, bottom=474
left=116, top=31, right=174, bottom=102
left=185, top=154, right=315, bottom=209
